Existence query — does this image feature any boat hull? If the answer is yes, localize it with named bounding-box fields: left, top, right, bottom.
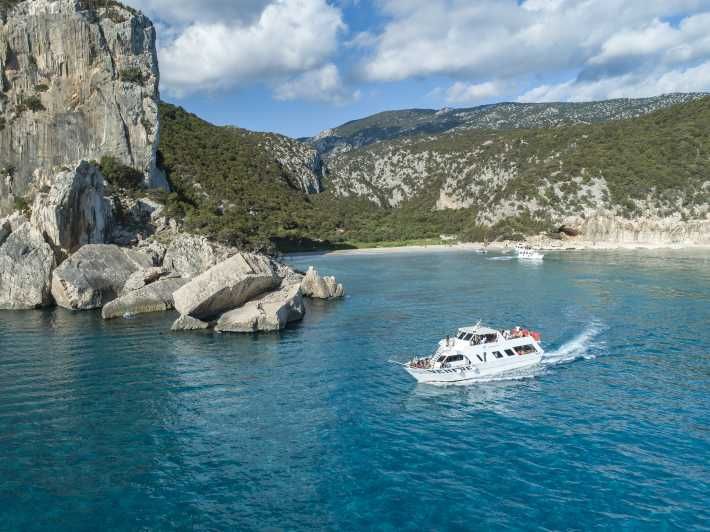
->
left=405, top=351, right=543, bottom=384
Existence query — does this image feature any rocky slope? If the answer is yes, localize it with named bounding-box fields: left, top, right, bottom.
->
left=0, top=160, right=345, bottom=325
left=0, top=0, right=167, bottom=215
left=324, top=97, right=710, bottom=240
left=310, top=93, right=707, bottom=158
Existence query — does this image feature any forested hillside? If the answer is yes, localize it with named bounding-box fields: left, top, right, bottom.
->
left=157, top=97, right=710, bottom=251
left=311, top=93, right=706, bottom=157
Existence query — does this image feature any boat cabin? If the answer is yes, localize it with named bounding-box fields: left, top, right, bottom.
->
left=452, top=325, right=503, bottom=345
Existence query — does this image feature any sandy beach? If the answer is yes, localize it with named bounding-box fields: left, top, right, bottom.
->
left=313, top=240, right=710, bottom=256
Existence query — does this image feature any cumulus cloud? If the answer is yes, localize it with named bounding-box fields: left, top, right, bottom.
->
left=519, top=61, right=710, bottom=102
left=443, top=81, right=502, bottom=104
left=274, top=64, right=360, bottom=104
left=361, top=0, right=710, bottom=102
left=131, top=0, right=272, bottom=25
left=146, top=0, right=347, bottom=99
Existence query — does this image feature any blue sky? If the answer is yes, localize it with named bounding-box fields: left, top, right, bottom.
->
left=131, top=0, right=710, bottom=138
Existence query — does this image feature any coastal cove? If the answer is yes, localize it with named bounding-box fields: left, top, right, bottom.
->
left=1, top=249, right=708, bottom=530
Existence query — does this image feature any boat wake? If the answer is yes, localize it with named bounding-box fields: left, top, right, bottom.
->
left=487, top=256, right=514, bottom=261
left=541, top=322, right=604, bottom=366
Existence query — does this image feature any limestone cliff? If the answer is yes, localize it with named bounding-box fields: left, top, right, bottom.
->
left=256, top=133, right=323, bottom=194
left=0, top=0, right=167, bottom=215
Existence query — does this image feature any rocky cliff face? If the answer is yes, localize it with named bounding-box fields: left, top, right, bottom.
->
left=256, top=133, right=323, bottom=194
left=0, top=0, right=166, bottom=215
left=560, top=212, right=710, bottom=245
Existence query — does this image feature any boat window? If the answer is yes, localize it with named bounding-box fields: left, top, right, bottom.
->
left=476, top=354, right=483, bottom=362
left=515, top=344, right=537, bottom=355
left=457, top=332, right=464, bottom=339
left=463, top=333, right=473, bottom=341
left=505, top=349, right=516, bottom=357
left=446, top=354, right=464, bottom=363
left=492, top=351, right=503, bottom=359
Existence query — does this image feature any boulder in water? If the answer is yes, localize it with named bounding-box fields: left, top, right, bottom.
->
left=121, top=266, right=176, bottom=294
left=51, top=244, right=154, bottom=310
left=162, top=233, right=235, bottom=278
left=0, top=223, right=55, bottom=309
left=173, top=253, right=279, bottom=320
left=300, top=266, right=344, bottom=299
left=102, top=278, right=187, bottom=319
left=171, top=315, right=211, bottom=331
left=215, top=282, right=305, bottom=333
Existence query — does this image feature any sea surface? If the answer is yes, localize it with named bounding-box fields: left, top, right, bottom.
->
left=1, top=249, right=709, bottom=530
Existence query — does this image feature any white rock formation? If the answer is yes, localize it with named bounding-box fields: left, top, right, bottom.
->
left=51, top=244, right=154, bottom=310
left=30, top=162, right=111, bottom=255
left=561, top=211, right=710, bottom=244
left=215, top=282, right=305, bottom=333
left=171, top=314, right=210, bottom=331
left=300, top=266, right=345, bottom=299
left=0, top=222, right=56, bottom=309
left=173, top=253, right=280, bottom=320
left=121, top=266, right=171, bottom=294
left=101, top=277, right=186, bottom=319
left=0, top=0, right=167, bottom=215
left=163, top=233, right=236, bottom=278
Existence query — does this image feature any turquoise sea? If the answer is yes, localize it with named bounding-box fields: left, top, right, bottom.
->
left=1, top=249, right=709, bottom=530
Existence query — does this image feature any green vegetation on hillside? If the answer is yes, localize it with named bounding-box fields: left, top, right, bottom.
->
left=158, top=97, right=710, bottom=252
left=158, top=104, right=501, bottom=251
left=336, top=96, right=710, bottom=217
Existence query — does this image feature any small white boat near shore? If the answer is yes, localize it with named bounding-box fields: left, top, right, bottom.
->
left=399, top=323, right=544, bottom=384
left=515, top=244, right=544, bottom=261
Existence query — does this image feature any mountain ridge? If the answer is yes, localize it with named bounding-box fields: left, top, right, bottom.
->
left=309, top=93, right=708, bottom=158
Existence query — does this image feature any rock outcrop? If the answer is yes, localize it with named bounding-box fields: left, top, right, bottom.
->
left=173, top=253, right=280, bottom=320
left=0, top=0, right=167, bottom=215
left=258, top=133, right=323, bottom=193
left=0, top=222, right=55, bottom=309
left=559, top=212, right=710, bottom=244
left=51, top=244, right=154, bottom=310
left=30, top=162, right=111, bottom=255
left=121, top=266, right=171, bottom=294
left=215, top=282, right=305, bottom=333
left=171, top=314, right=210, bottom=332
left=162, top=233, right=235, bottom=278
left=300, top=266, right=344, bottom=299
left=101, top=277, right=186, bottom=319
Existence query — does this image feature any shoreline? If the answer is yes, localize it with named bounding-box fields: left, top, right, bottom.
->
left=287, top=241, right=710, bottom=257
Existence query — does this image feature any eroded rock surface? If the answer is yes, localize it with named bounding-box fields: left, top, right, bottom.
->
left=171, top=314, right=210, bottom=331
left=215, top=282, right=305, bottom=333
left=0, top=0, right=167, bottom=215
left=51, top=244, right=154, bottom=310
left=163, top=233, right=235, bottom=278
left=300, top=266, right=345, bottom=299
left=30, top=162, right=111, bottom=255
left=173, top=253, right=279, bottom=320
left=102, top=277, right=186, bottom=319
left=0, top=223, right=55, bottom=309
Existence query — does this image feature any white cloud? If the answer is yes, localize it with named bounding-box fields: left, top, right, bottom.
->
left=444, top=81, right=502, bottom=104
left=519, top=61, right=710, bottom=102
left=274, top=64, right=360, bottom=104
left=359, top=0, right=710, bottom=103
left=151, top=0, right=347, bottom=99
left=131, top=0, right=272, bottom=25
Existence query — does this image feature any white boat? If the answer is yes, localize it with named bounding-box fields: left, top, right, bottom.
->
left=401, top=323, right=544, bottom=384
left=515, top=244, right=544, bottom=261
